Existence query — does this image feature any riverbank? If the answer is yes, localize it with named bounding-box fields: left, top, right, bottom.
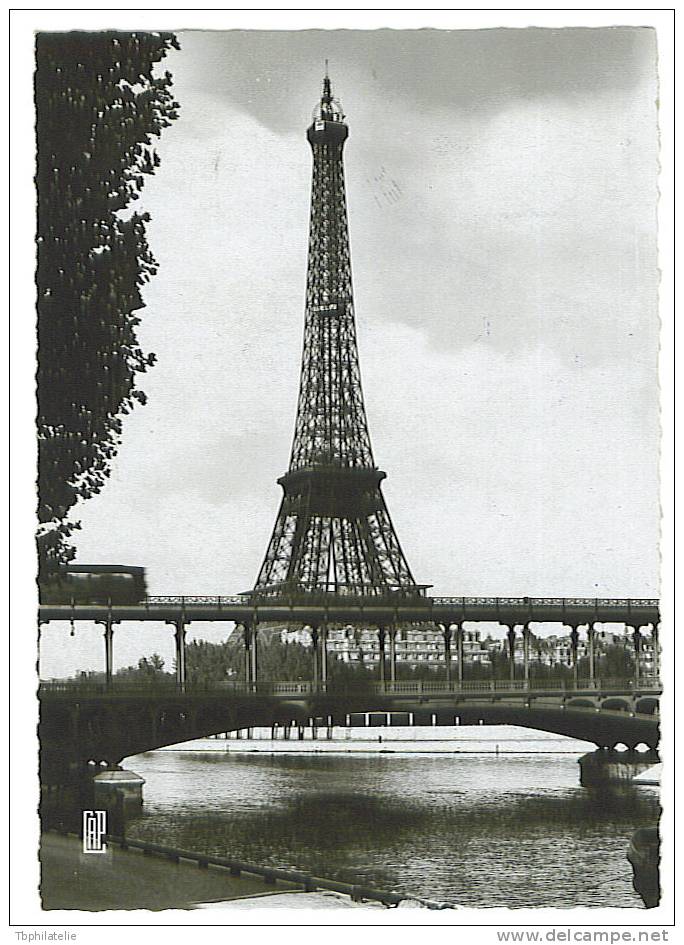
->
left=40, top=833, right=305, bottom=911
left=40, top=833, right=406, bottom=911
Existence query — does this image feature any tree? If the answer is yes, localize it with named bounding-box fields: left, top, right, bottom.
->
left=185, top=633, right=317, bottom=686
left=35, top=31, right=180, bottom=574
left=139, top=652, right=166, bottom=674
left=185, top=638, right=243, bottom=687
left=598, top=642, right=635, bottom=679
left=116, top=653, right=170, bottom=686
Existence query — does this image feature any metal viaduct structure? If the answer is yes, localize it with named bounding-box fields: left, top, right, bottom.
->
left=39, top=595, right=661, bottom=694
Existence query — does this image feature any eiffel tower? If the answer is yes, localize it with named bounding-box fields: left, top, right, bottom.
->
left=253, top=73, right=428, bottom=603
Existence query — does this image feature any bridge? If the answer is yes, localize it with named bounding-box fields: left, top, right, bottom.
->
left=38, top=675, right=661, bottom=785
left=39, top=594, right=661, bottom=786
left=39, top=595, right=660, bottom=691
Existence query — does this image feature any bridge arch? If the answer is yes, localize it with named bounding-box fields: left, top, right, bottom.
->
left=635, top=696, right=659, bottom=716
left=600, top=697, right=631, bottom=712
left=566, top=698, right=597, bottom=709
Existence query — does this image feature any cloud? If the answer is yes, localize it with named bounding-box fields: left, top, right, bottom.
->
left=50, top=29, right=659, bottom=678
left=177, top=28, right=656, bottom=133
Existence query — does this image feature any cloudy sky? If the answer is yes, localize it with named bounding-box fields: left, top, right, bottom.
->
left=41, top=27, right=660, bottom=677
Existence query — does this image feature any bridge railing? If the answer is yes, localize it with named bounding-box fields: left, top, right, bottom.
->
left=430, top=597, right=659, bottom=607
left=37, top=679, right=320, bottom=697
left=373, top=677, right=661, bottom=695
left=38, top=679, right=254, bottom=696
left=135, top=595, right=659, bottom=612
left=38, top=676, right=661, bottom=697
left=144, top=596, right=250, bottom=607
left=429, top=598, right=661, bottom=621
left=143, top=588, right=433, bottom=608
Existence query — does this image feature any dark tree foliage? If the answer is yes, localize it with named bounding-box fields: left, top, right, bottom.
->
left=115, top=653, right=172, bottom=687
left=35, top=31, right=179, bottom=574
left=185, top=636, right=317, bottom=687
left=597, top=643, right=635, bottom=678
left=64, top=638, right=637, bottom=689
left=72, top=653, right=172, bottom=687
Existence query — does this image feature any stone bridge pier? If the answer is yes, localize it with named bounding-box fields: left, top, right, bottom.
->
left=578, top=748, right=661, bottom=787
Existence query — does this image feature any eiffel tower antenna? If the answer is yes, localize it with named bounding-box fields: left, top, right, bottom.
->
left=253, top=75, right=427, bottom=602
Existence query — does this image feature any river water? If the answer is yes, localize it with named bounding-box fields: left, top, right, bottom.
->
left=125, top=727, right=659, bottom=909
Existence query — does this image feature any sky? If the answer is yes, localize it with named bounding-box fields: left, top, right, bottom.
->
left=40, top=27, right=660, bottom=678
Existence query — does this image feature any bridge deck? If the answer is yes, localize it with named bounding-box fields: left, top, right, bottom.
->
left=38, top=596, right=660, bottom=625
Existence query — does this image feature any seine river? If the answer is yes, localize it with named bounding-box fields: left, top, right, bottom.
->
left=124, top=727, right=659, bottom=909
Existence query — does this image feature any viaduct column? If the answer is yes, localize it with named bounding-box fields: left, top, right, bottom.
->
left=167, top=617, right=187, bottom=692
left=388, top=627, right=397, bottom=686
left=587, top=623, right=597, bottom=687
left=454, top=623, right=464, bottom=686
left=506, top=626, right=516, bottom=684
left=104, top=620, right=114, bottom=687
left=96, top=610, right=118, bottom=688
left=522, top=624, right=531, bottom=687
left=629, top=624, right=642, bottom=686
left=250, top=622, right=259, bottom=690
left=242, top=622, right=253, bottom=688
left=311, top=626, right=320, bottom=689
left=440, top=621, right=452, bottom=684
left=569, top=626, right=580, bottom=689
left=176, top=620, right=187, bottom=691
left=320, top=624, right=328, bottom=689
left=652, top=622, right=660, bottom=679
left=377, top=627, right=387, bottom=686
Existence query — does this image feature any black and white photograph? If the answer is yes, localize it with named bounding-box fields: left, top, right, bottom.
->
left=10, top=7, right=674, bottom=932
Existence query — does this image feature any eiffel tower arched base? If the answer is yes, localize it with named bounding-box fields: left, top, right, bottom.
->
left=253, top=466, right=429, bottom=603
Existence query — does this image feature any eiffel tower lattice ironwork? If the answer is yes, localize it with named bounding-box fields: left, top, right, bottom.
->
left=253, top=74, right=429, bottom=602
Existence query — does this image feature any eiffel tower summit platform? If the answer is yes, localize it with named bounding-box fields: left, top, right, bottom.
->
left=253, top=72, right=427, bottom=605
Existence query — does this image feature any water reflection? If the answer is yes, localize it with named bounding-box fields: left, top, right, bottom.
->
left=126, top=740, right=659, bottom=908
